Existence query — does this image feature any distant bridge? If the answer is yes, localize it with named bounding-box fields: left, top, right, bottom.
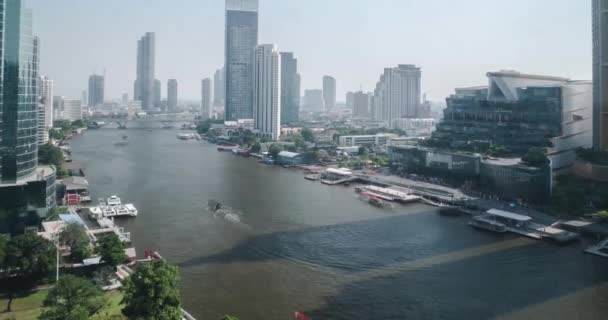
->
left=93, top=113, right=198, bottom=129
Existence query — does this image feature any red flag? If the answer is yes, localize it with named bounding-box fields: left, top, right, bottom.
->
left=295, top=311, right=310, bottom=320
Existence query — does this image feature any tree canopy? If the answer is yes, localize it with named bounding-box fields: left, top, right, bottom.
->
left=95, top=234, right=127, bottom=268
left=522, top=148, right=549, bottom=167
left=40, top=275, right=105, bottom=320
left=60, top=223, right=92, bottom=262
left=38, top=144, right=64, bottom=167
left=268, top=144, right=283, bottom=159
left=4, top=233, right=55, bottom=311
left=250, top=142, right=261, bottom=153
left=122, top=260, right=182, bottom=320
left=301, top=128, right=315, bottom=143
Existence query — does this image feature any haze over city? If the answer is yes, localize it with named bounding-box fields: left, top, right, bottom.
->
left=31, top=0, right=591, bottom=101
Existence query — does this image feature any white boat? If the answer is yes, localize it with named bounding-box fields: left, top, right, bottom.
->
left=102, top=206, right=116, bottom=217
left=114, top=205, right=129, bottom=216
left=469, top=216, right=508, bottom=233
left=107, top=195, right=122, bottom=206
left=125, top=204, right=138, bottom=217
left=88, top=206, right=103, bottom=219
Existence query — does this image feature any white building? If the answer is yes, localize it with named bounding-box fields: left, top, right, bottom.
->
left=63, top=99, right=83, bottom=122
left=372, top=64, right=421, bottom=127
left=338, top=133, right=398, bottom=146
left=391, top=118, right=436, bottom=137
left=253, top=44, right=281, bottom=140
left=201, top=78, right=212, bottom=120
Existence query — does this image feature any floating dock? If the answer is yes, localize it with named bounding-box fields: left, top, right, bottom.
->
left=357, top=185, right=420, bottom=203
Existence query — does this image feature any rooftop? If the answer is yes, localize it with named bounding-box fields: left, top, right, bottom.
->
left=486, top=70, right=569, bottom=82
left=487, top=209, right=532, bottom=222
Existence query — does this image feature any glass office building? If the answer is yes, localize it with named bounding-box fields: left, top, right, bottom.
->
left=1, top=0, right=39, bottom=182
left=225, top=0, right=258, bottom=120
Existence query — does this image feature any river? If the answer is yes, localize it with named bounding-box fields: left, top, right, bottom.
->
left=69, top=127, right=608, bottom=320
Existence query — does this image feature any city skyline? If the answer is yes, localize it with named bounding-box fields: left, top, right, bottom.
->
left=27, top=0, right=591, bottom=102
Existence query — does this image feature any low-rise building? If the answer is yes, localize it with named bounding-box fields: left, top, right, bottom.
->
left=276, top=151, right=305, bottom=165
left=391, top=118, right=436, bottom=137
left=338, top=133, right=398, bottom=146
left=388, top=145, right=551, bottom=202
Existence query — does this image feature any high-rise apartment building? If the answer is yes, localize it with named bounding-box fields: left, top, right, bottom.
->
left=280, top=52, right=300, bottom=124
left=213, top=67, right=225, bottom=107
left=303, top=89, right=324, bottom=111
left=134, top=32, right=156, bottom=110
left=353, top=91, right=370, bottom=118
left=63, top=99, right=83, bottom=122
left=346, top=91, right=355, bottom=109
left=593, top=0, right=608, bottom=150
left=153, top=79, right=161, bottom=110
left=88, top=74, right=104, bottom=107
left=372, top=64, right=421, bottom=127
left=167, top=79, right=178, bottom=113
left=323, top=76, right=336, bottom=110
left=0, top=0, right=56, bottom=231
left=225, top=0, right=258, bottom=120
left=201, top=78, right=212, bottom=120
left=39, top=76, right=53, bottom=131
left=253, top=44, right=281, bottom=140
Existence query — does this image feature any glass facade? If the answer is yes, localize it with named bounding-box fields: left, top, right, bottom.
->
left=1, top=0, right=38, bottom=181
left=280, top=52, right=300, bottom=124
left=431, top=86, right=562, bottom=155
left=225, top=2, right=258, bottom=120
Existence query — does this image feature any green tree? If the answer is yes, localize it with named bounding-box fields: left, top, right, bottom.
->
left=293, top=135, right=306, bottom=151
left=358, top=146, right=368, bottom=156
left=4, top=234, right=55, bottom=311
left=250, top=142, right=261, bottom=153
left=301, top=128, right=315, bottom=142
left=122, top=260, right=182, bottom=320
left=71, top=119, right=86, bottom=128
left=39, top=275, right=105, bottom=320
left=486, top=144, right=510, bottom=157
left=522, top=147, right=549, bottom=167
left=54, top=120, right=72, bottom=131
left=49, top=129, right=65, bottom=141
left=268, top=144, right=283, bottom=159
left=95, top=234, right=127, bottom=268
left=303, top=151, right=319, bottom=164
left=38, top=144, right=65, bottom=167
left=0, top=234, right=7, bottom=267
left=60, top=223, right=92, bottom=262
left=196, top=120, right=212, bottom=134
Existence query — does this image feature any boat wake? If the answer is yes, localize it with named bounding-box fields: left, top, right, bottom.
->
left=207, top=200, right=252, bottom=230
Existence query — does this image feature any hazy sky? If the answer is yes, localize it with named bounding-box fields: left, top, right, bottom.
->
left=29, top=0, right=591, bottom=102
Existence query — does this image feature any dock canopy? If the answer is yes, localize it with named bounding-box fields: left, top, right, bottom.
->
left=487, top=209, right=532, bottom=222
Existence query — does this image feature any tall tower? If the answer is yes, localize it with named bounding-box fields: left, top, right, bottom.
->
left=167, top=79, right=178, bottom=113
left=593, top=0, right=608, bottom=150
left=372, top=64, right=421, bottom=127
left=323, top=76, right=336, bottom=110
left=1, top=0, right=39, bottom=181
left=213, top=67, right=225, bottom=107
left=88, top=74, right=105, bottom=107
left=134, top=32, right=156, bottom=110
left=253, top=44, right=281, bottom=140
left=280, top=52, right=300, bottom=124
left=225, top=0, right=259, bottom=120
left=201, top=78, right=212, bottom=120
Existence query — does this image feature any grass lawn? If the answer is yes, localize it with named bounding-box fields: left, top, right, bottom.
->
left=0, top=290, right=127, bottom=320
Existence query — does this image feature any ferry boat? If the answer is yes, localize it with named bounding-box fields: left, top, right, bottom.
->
left=107, top=195, right=122, bottom=206
left=359, top=192, right=390, bottom=208
left=125, top=204, right=138, bottom=217
left=468, top=216, right=508, bottom=233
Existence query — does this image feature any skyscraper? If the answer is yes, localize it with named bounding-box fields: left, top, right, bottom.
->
left=39, top=76, right=53, bottom=130
left=81, top=90, right=87, bottom=107
left=280, top=52, right=300, bottom=124
left=1, top=0, right=39, bottom=181
left=213, top=67, right=225, bottom=107
left=593, top=0, right=608, bottom=150
left=167, top=79, right=178, bottom=113
left=253, top=44, right=281, bottom=140
left=372, top=64, right=421, bottom=127
left=353, top=91, right=370, bottom=118
left=0, top=0, right=56, bottom=230
left=88, top=74, right=104, bottom=107
left=153, top=79, right=161, bottom=110
left=323, top=76, right=336, bottom=110
left=304, top=89, right=324, bottom=111
left=201, top=78, right=212, bottom=120
left=134, top=32, right=156, bottom=110
left=225, top=0, right=259, bottom=120
left=346, top=91, right=355, bottom=109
